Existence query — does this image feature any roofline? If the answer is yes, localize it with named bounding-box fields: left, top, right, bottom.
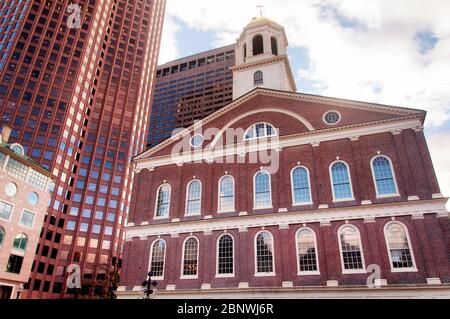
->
left=0, top=144, right=54, bottom=179
left=135, top=88, right=426, bottom=161
left=157, top=44, right=235, bottom=69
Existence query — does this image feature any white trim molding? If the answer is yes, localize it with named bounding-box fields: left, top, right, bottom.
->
left=254, top=230, right=276, bottom=277
left=124, top=199, right=449, bottom=240
left=295, top=227, right=320, bottom=276
left=329, top=160, right=355, bottom=203
left=384, top=221, right=418, bottom=273
left=337, top=224, right=367, bottom=274
left=370, top=155, right=400, bottom=199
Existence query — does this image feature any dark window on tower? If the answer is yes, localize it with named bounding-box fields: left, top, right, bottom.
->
left=6, top=255, right=24, bottom=274
left=253, top=35, right=264, bottom=56
left=52, top=282, right=62, bottom=293
left=254, top=71, right=263, bottom=85
left=271, top=37, right=278, bottom=55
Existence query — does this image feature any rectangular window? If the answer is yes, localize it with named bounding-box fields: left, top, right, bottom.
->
left=0, top=201, right=13, bottom=221
left=20, top=210, right=35, bottom=228
left=6, top=254, right=24, bottom=274
left=27, top=169, right=47, bottom=190
left=6, top=158, right=28, bottom=180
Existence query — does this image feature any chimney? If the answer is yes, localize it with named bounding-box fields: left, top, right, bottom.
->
left=1, top=125, right=12, bottom=144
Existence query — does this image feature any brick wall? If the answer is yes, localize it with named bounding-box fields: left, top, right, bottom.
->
left=121, top=215, right=450, bottom=289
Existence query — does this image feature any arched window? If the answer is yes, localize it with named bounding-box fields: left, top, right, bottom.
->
left=254, top=71, right=263, bottom=85
left=217, top=234, right=234, bottom=276
left=255, top=231, right=274, bottom=275
left=13, top=233, right=28, bottom=252
left=155, top=184, right=171, bottom=218
left=338, top=225, right=365, bottom=272
left=296, top=228, right=319, bottom=274
left=0, top=226, right=4, bottom=248
left=254, top=171, right=272, bottom=208
left=291, top=167, right=312, bottom=205
left=244, top=123, right=277, bottom=141
left=252, top=34, right=264, bottom=56
left=271, top=37, right=278, bottom=55
left=330, top=161, right=354, bottom=201
left=384, top=222, right=416, bottom=270
left=243, top=43, right=247, bottom=60
left=218, top=176, right=235, bottom=213
left=149, top=240, right=166, bottom=278
left=182, top=237, right=199, bottom=277
left=10, top=143, right=24, bottom=156
left=371, top=156, right=399, bottom=197
left=186, top=180, right=201, bottom=215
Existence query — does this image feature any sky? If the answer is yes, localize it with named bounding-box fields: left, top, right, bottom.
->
left=157, top=0, right=450, bottom=206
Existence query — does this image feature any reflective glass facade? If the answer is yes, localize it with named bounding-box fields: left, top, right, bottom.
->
left=148, top=45, right=235, bottom=147
left=0, top=0, right=166, bottom=298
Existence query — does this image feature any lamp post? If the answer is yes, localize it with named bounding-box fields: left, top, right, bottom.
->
left=142, top=271, right=157, bottom=299
left=16, top=284, right=23, bottom=299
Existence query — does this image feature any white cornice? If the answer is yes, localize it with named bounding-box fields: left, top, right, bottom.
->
left=135, top=116, right=422, bottom=170
left=124, top=199, right=448, bottom=240
left=134, top=88, right=425, bottom=162
left=231, top=55, right=297, bottom=92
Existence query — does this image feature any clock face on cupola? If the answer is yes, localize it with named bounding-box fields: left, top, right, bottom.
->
left=231, top=16, right=297, bottom=100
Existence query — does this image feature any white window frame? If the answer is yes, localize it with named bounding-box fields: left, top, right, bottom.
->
left=323, top=110, right=342, bottom=126
left=383, top=221, right=418, bottom=273
left=148, top=239, right=167, bottom=280
left=19, top=209, right=36, bottom=230
left=290, top=166, right=313, bottom=206
left=217, top=175, right=235, bottom=214
left=0, top=199, right=14, bottom=222
left=254, top=230, right=276, bottom=277
left=337, top=224, right=366, bottom=274
left=180, top=236, right=200, bottom=279
left=0, top=226, right=5, bottom=249
left=10, top=143, right=25, bottom=155
left=370, top=155, right=400, bottom=199
left=329, top=160, right=355, bottom=202
left=253, top=170, right=273, bottom=210
left=253, top=70, right=264, bottom=86
left=215, top=233, right=235, bottom=278
left=11, top=233, right=28, bottom=256
left=185, top=179, right=202, bottom=216
left=244, top=122, right=278, bottom=142
left=295, top=227, right=320, bottom=276
left=154, top=183, right=171, bottom=220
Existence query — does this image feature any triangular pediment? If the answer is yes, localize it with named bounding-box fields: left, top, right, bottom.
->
left=135, top=88, right=425, bottom=162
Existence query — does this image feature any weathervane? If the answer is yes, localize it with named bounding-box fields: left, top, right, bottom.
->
left=256, top=1, right=264, bottom=17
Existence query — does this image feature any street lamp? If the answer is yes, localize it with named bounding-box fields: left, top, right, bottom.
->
left=141, top=271, right=157, bottom=299
left=16, top=284, right=24, bottom=299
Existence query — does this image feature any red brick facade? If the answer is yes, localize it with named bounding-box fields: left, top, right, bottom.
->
left=120, top=89, right=450, bottom=297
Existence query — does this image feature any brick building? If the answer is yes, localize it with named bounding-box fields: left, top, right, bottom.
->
left=118, top=17, right=450, bottom=298
left=148, top=45, right=235, bottom=147
left=0, top=126, right=53, bottom=299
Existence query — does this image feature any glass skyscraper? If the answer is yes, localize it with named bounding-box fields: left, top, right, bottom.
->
left=0, top=0, right=166, bottom=298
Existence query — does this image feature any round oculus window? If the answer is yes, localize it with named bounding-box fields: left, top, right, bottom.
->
left=5, top=182, right=18, bottom=197
left=190, top=134, right=204, bottom=148
left=324, top=111, right=341, bottom=125
left=28, top=192, right=39, bottom=206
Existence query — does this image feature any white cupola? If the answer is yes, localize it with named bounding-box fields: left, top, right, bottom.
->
left=232, top=17, right=297, bottom=100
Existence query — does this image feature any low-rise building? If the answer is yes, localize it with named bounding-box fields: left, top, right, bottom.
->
left=0, top=126, right=53, bottom=299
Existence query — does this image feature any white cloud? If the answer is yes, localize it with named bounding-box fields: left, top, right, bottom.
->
left=158, top=14, right=181, bottom=64
left=160, top=0, right=450, bottom=205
